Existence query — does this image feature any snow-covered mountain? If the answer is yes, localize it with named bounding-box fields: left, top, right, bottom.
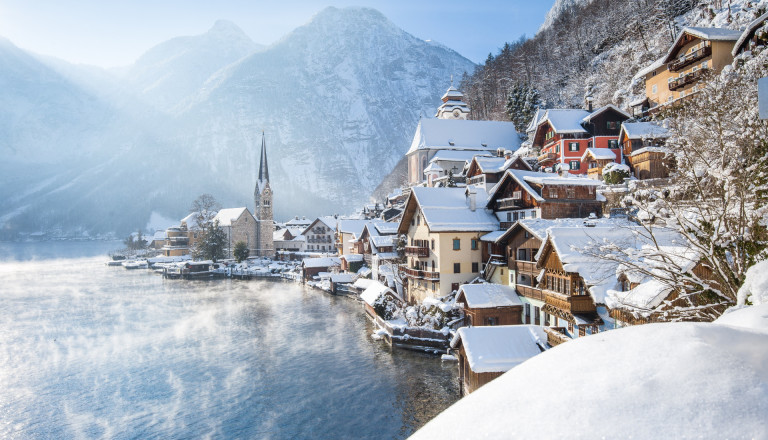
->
left=0, top=7, right=475, bottom=238
left=538, top=0, right=592, bottom=33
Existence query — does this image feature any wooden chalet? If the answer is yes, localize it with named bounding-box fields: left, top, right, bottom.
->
left=465, top=153, right=533, bottom=192
left=581, top=148, right=618, bottom=180
left=632, top=27, right=741, bottom=115
left=531, top=105, right=629, bottom=174
left=487, top=169, right=603, bottom=227
left=301, top=256, right=341, bottom=281
left=455, top=283, right=523, bottom=326
left=451, top=325, right=548, bottom=395
left=618, top=122, right=673, bottom=180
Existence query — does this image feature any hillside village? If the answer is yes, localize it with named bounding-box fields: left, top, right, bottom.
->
left=129, top=3, right=768, bottom=402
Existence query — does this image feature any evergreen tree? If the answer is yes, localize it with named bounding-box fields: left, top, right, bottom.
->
left=233, top=241, right=249, bottom=263
left=506, top=82, right=541, bottom=134
left=192, top=220, right=227, bottom=262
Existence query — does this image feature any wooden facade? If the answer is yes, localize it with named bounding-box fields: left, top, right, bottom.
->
left=455, top=290, right=522, bottom=327
left=457, top=344, right=504, bottom=395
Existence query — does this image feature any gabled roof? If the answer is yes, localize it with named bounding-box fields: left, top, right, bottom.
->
left=633, top=57, right=666, bottom=80
left=662, top=27, right=742, bottom=63
left=538, top=109, right=591, bottom=134
left=337, top=219, right=369, bottom=237
left=457, top=283, right=523, bottom=308
left=525, top=108, right=546, bottom=133
left=213, top=207, right=252, bottom=226
left=619, top=121, right=670, bottom=140
left=733, top=12, right=768, bottom=56
left=449, top=325, right=548, bottom=373
left=407, top=118, right=521, bottom=155
left=181, top=212, right=202, bottom=230
left=487, top=169, right=602, bottom=206
left=302, top=256, right=342, bottom=268
left=361, top=280, right=401, bottom=306
left=580, top=104, right=630, bottom=123
left=397, top=187, right=499, bottom=234
left=581, top=148, right=617, bottom=161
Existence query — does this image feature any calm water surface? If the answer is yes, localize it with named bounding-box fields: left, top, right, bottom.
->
left=0, top=242, right=458, bottom=439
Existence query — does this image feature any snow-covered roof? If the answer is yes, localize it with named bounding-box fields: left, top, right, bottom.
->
left=361, top=281, right=397, bottom=306
left=538, top=109, right=591, bottom=134
left=580, top=104, right=630, bottom=123
left=330, top=273, right=356, bottom=284
left=488, top=169, right=602, bottom=206
left=423, top=161, right=443, bottom=173
left=449, top=325, right=547, bottom=373
left=480, top=230, right=505, bottom=242
left=630, top=146, right=670, bottom=157
left=441, top=86, right=464, bottom=101
left=340, top=254, right=364, bottom=262
left=458, top=284, right=523, bottom=309
left=633, top=56, right=666, bottom=80
left=370, top=235, right=394, bottom=248
left=430, top=150, right=491, bottom=163
left=525, top=108, right=546, bottom=133
left=733, top=12, right=768, bottom=56
left=302, top=256, right=341, bottom=268
left=373, top=222, right=399, bottom=235
left=413, top=319, right=768, bottom=439
left=352, top=278, right=375, bottom=290
left=662, top=27, right=742, bottom=63
left=408, top=187, right=499, bottom=232
left=286, top=216, right=312, bottom=226
left=606, top=279, right=673, bottom=312
left=213, top=207, right=251, bottom=226
left=407, top=118, right=521, bottom=155
left=581, top=148, right=617, bottom=161
left=181, top=212, right=202, bottom=230
left=472, top=156, right=508, bottom=174
left=337, top=219, right=369, bottom=237
left=620, top=121, right=670, bottom=140
left=152, top=231, right=167, bottom=241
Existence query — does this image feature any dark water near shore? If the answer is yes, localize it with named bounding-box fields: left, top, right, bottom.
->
left=0, top=242, right=458, bottom=439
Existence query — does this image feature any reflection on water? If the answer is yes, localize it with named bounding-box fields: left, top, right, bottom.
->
left=0, top=244, right=458, bottom=439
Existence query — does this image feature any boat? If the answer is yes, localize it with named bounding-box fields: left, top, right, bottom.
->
left=122, top=260, right=148, bottom=269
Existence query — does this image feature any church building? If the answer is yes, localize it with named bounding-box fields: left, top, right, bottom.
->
left=254, top=132, right=275, bottom=257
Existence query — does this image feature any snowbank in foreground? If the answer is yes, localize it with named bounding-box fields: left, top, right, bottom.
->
left=411, top=317, right=768, bottom=439
left=738, top=260, right=768, bottom=305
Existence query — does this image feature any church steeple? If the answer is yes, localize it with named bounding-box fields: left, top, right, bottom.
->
left=258, top=131, right=269, bottom=183
left=436, top=79, right=471, bottom=120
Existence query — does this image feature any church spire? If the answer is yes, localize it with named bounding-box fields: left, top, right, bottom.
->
left=258, top=131, right=269, bottom=183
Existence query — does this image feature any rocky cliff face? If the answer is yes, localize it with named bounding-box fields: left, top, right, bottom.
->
left=0, top=7, right=475, bottom=237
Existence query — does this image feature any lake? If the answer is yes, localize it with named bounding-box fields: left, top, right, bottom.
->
left=0, top=241, right=458, bottom=439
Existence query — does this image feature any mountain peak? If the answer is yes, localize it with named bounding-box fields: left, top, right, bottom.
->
left=207, top=19, right=252, bottom=42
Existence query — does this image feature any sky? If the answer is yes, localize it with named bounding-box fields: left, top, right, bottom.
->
left=0, top=0, right=556, bottom=67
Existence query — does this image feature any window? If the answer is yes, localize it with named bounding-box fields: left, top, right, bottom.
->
left=651, top=84, right=658, bottom=94
left=532, top=210, right=537, bottom=219
left=471, top=239, right=478, bottom=250
left=485, top=317, right=498, bottom=326
left=431, top=239, right=434, bottom=250
left=453, top=238, right=460, bottom=250
left=524, top=231, right=529, bottom=239
left=472, top=262, right=479, bottom=273
left=534, top=306, right=541, bottom=325
left=569, top=160, right=580, bottom=170
left=432, top=282, right=436, bottom=291
left=513, top=212, right=519, bottom=221
left=431, top=261, right=435, bottom=271
left=608, top=139, right=619, bottom=149
left=524, top=304, right=531, bottom=324
left=606, top=121, right=619, bottom=130
left=454, top=263, right=461, bottom=273
left=549, top=188, right=558, bottom=198
left=506, top=212, right=512, bottom=221
left=701, top=61, right=708, bottom=69
left=555, top=144, right=560, bottom=153
left=588, top=186, right=595, bottom=195
left=566, top=187, right=575, bottom=198
left=520, top=212, right=526, bottom=220
left=416, top=216, right=420, bottom=226
left=568, top=142, right=579, bottom=151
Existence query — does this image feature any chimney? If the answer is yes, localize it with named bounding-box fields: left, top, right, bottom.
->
left=585, top=95, right=594, bottom=112
left=467, top=186, right=477, bottom=211
left=497, top=148, right=504, bottom=157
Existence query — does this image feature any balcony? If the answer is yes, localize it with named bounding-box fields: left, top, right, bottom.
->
left=496, top=197, right=523, bottom=210
left=516, top=284, right=545, bottom=301
left=514, top=260, right=537, bottom=274
left=402, top=266, right=440, bottom=280
left=543, top=327, right=571, bottom=347
left=468, top=175, right=485, bottom=186
left=404, top=246, right=429, bottom=257
left=545, top=291, right=596, bottom=314
left=668, top=68, right=706, bottom=91
left=537, top=152, right=557, bottom=164
left=668, top=45, right=711, bottom=72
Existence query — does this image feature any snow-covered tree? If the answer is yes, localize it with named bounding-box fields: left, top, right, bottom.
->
left=190, top=193, right=221, bottom=228
left=192, top=219, right=227, bottom=262
left=617, top=55, right=768, bottom=312
left=506, top=82, right=542, bottom=135
left=233, top=240, right=249, bottom=263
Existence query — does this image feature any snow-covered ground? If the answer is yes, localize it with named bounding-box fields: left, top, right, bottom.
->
left=411, top=305, right=768, bottom=439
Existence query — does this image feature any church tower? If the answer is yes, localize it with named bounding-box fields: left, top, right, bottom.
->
left=254, top=132, right=274, bottom=257
left=435, top=80, right=471, bottom=120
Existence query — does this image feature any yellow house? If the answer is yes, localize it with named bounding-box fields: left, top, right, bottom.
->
left=397, top=186, right=499, bottom=304
left=632, top=27, right=741, bottom=115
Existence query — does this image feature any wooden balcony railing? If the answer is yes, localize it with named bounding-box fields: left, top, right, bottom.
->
left=404, top=246, right=429, bottom=257
left=545, top=291, right=596, bottom=314
left=402, top=266, right=440, bottom=281
left=668, top=45, right=711, bottom=72
left=668, top=68, right=707, bottom=91
left=543, top=327, right=571, bottom=347
left=537, top=152, right=557, bottom=163
left=514, top=260, right=537, bottom=274
left=496, top=197, right=523, bottom=210
left=468, top=175, right=485, bottom=186
left=515, top=284, right=545, bottom=301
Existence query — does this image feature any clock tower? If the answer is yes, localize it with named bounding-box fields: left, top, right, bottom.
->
left=435, top=82, right=471, bottom=120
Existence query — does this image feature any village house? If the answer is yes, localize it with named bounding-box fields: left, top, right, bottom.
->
left=455, top=283, right=523, bottom=326
left=149, top=230, right=167, bottom=250
left=301, top=256, right=342, bottom=282
left=632, top=26, right=742, bottom=116
left=161, top=212, right=201, bottom=257
left=335, top=219, right=370, bottom=255
left=581, top=148, right=619, bottom=180
left=451, top=325, right=548, bottom=395
left=464, top=152, right=533, bottom=193
left=406, top=85, right=521, bottom=186
left=618, top=121, right=672, bottom=180
left=302, top=216, right=337, bottom=254
left=397, top=186, right=499, bottom=303
left=355, top=221, right=400, bottom=282
left=212, top=207, right=256, bottom=259
left=273, top=227, right=306, bottom=254
left=487, top=169, right=604, bottom=227
left=532, top=104, right=630, bottom=174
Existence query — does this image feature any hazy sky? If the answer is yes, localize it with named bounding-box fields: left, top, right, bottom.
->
left=0, top=0, right=555, bottom=67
